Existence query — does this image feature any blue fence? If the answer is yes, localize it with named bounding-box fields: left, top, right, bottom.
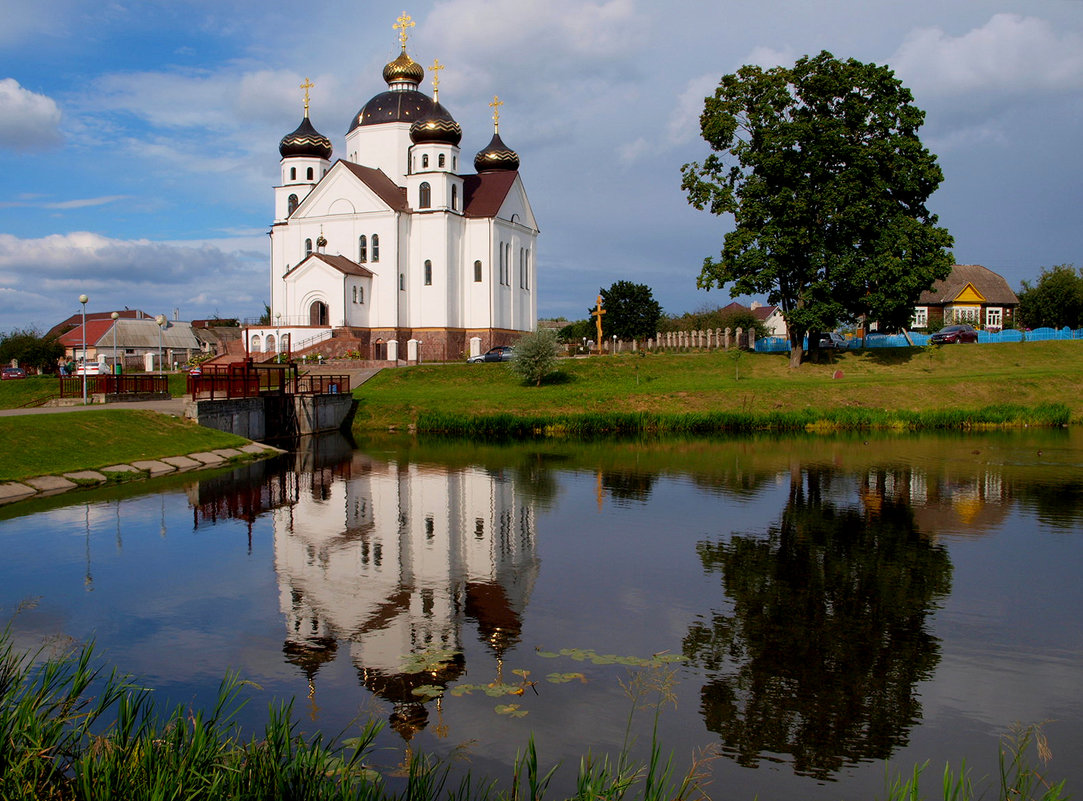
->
left=755, top=327, right=1083, bottom=353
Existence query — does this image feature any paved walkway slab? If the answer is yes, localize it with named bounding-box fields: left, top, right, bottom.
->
left=189, top=451, right=225, bottom=465
left=0, top=483, right=37, bottom=504
left=212, top=448, right=243, bottom=459
left=101, top=464, right=141, bottom=475
left=25, top=475, right=77, bottom=493
left=162, top=455, right=202, bottom=470
left=130, top=460, right=175, bottom=476
left=64, top=470, right=107, bottom=483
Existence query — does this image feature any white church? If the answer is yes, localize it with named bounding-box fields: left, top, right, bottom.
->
left=250, top=13, right=539, bottom=363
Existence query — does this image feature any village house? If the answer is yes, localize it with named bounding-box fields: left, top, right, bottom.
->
left=911, top=264, right=1019, bottom=331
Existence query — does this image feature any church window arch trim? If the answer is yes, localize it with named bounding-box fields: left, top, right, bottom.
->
left=419, top=182, right=431, bottom=209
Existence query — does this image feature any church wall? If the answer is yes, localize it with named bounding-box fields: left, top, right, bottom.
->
left=345, top=124, right=413, bottom=184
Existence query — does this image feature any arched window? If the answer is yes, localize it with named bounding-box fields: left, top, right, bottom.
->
left=352, top=286, right=357, bottom=303
left=266, top=334, right=276, bottom=353
left=290, top=167, right=296, bottom=181
left=520, top=247, right=525, bottom=288
left=399, top=273, right=405, bottom=291
left=305, top=238, right=312, bottom=256
left=306, top=167, right=314, bottom=180
left=474, top=260, right=482, bottom=282
left=422, top=154, right=429, bottom=168
left=451, top=185, right=458, bottom=210
left=438, top=154, right=445, bottom=168
left=359, top=287, right=364, bottom=304
left=371, top=234, right=379, bottom=262
left=498, top=242, right=504, bottom=285
left=251, top=335, right=262, bottom=353
left=419, top=182, right=431, bottom=209
left=525, top=248, right=530, bottom=289
left=424, top=260, right=433, bottom=286
left=288, top=194, right=299, bottom=214
left=453, top=156, right=457, bottom=170
left=358, top=235, right=367, bottom=262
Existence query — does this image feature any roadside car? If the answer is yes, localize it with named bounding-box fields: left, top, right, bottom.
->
left=1, top=367, right=27, bottom=380
left=929, top=324, right=978, bottom=344
left=468, top=345, right=515, bottom=363
left=817, top=332, right=848, bottom=350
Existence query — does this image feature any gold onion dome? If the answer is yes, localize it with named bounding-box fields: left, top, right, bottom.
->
left=383, top=50, right=424, bottom=86
left=474, top=132, right=519, bottom=172
left=410, top=102, right=462, bottom=145
left=279, top=115, right=332, bottom=160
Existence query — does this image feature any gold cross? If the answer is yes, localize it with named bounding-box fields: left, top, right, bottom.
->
left=592, top=294, right=606, bottom=353
left=300, top=77, right=314, bottom=116
left=394, top=11, right=415, bottom=49
left=489, top=95, right=504, bottom=132
left=430, top=59, right=444, bottom=102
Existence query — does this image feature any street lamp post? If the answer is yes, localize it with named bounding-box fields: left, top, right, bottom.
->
left=79, top=294, right=88, bottom=405
left=275, top=313, right=281, bottom=362
left=110, top=311, right=119, bottom=380
left=155, top=314, right=167, bottom=377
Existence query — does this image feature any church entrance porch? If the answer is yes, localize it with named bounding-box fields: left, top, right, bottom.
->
left=309, top=301, right=329, bottom=327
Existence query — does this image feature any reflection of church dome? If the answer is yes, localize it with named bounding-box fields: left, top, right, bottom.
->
left=474, top=132, right=519, bottom=172
left=283, top=637, right=338, bottom=680
left=409, top=102, right=462, bottom=145
left=279, top=116, right=333, bottom=160
left=466, top=581, right=522, bottom=657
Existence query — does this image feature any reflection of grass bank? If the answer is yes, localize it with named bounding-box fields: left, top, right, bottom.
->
left=351, top=342, right=1083, bottom=431
left=0, top=629, right=1066, bottom=801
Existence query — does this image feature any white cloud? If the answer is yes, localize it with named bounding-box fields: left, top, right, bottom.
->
left=0, top=79, right=63, bottom=151
left=743, top=46, right=797, bottom=71
left=0, top=195, right=128, bottom=210
left=667, top=73, right=718, bottom=146
left=0, top=232, right=266, bottom=331
left=892, top=14, right=1083, bottom=100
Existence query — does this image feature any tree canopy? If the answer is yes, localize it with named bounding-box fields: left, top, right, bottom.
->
left=594, top=281, right=663, bottom=342
left=0, top=328, right=64, bottom=373
left=681, top=51, right=953, bottom=366
left=1017, top=264, right=1083, bottom=330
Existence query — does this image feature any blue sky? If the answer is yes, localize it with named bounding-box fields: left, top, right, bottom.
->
left=1, top=0, right=1081, bottom=333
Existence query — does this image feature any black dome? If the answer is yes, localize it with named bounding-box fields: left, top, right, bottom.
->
left=474, top=132, right=519, bottom=172
left=279, top=116, right=332, bottom=160
left=409, top=101, right=462, bottom=145
left=349, top=90, right=434, bottom=133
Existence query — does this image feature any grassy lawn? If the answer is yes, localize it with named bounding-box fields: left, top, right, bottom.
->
left=0, top=410, right=250, bottom=482
left=351, top=340, right=1083, bottom=429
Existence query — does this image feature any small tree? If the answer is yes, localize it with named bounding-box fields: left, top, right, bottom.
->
left=0, top=328, right=64, bottom=373
left=509, top=329, right=561, bottom=386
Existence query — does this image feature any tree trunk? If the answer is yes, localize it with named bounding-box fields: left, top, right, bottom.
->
left=788, top=329, right=805, bottom=368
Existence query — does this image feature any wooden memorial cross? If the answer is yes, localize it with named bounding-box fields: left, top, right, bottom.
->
left=591, top=294, right=606, bottom=354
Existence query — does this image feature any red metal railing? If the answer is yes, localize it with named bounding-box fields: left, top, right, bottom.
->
left=188, top=361, right=350, bottom=400
left=58, top=374, right=168, bottom=398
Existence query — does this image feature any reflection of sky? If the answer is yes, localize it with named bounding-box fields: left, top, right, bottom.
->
left=1, top=442, right=1083, bottom=800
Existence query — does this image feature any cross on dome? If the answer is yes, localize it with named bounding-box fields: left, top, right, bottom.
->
left=430, top=59, right=444, bottom=102
left=394, top=12, right=415, bottom=50
left=300, top=77, right=314, bottom=116
left=489, top=95, right=503, bottom=133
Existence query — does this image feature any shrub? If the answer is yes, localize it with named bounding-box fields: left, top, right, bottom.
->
left=509, top=329, right=561, bottom=386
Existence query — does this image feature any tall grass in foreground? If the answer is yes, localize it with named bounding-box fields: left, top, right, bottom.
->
left=416, top=403, right=1070, bottom=438
left=0, top=627, right=1070, bottom=800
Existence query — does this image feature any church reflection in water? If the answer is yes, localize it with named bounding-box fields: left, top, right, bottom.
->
left=192, top=438, right=539, bottom=741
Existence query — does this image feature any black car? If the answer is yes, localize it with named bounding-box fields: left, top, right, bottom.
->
left=468, top=345, right=515, bottom=363
left=929, top=324, right=978, bottom=344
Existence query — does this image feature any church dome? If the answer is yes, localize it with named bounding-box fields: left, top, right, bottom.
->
left=279, top=115, right=332, bottom=160
left=382, top=50, right=424, bottom=86
left=350, top=90, right=434, bottom=132
left=474, top=132, right=519, bottom=172
left=409, top=102, right=462, bottom=145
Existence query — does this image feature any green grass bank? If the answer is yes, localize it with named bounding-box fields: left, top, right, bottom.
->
left=0, top=411, right=251, bottom=482
left=351, top=341, right=1083, bottom=432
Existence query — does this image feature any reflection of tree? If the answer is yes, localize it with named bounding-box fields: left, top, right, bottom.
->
left=682, top=467, right=952, bottom=779
left=601, top=470, right=656, bottom=504
left=1013, top=480, right=1083, bottom=529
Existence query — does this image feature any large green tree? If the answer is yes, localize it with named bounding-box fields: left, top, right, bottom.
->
left=0, top=328, right=64, bottom=373
left=681, top=51, right=953, bottom=366
left=1017, top=264, right=1083, bottom=330
left=594, top=281, right=663, bottom=342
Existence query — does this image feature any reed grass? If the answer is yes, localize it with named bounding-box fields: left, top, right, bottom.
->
left=0, top=627, right=1068, bottom=800
left=415, top=403, right=1070, bottom=439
